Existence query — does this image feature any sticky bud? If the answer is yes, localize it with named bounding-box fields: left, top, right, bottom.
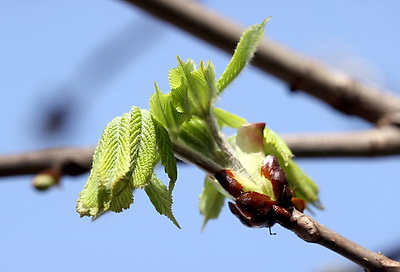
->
left=32, top=169, right=60, bottom=191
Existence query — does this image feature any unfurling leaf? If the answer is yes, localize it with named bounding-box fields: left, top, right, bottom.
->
left=213, top=107, right=247, bottom=129
left=130, top=108, right=157, bottom=188
left=263, top=126, right=293, bottom=167
left=153, top=118, right=178, bottom=192
left=282, top=160, right=320, bottom=208
left=231, top=123, right=320, bottom=207
left=168, top=58, right=217, bottom=117
left=145, top=174, right=180, bottom=228
left=234, top=123, right=274, bottom=196
left=261, top=126, right=319, bottom=207
left=149, top=84, right=190, bottom=137
left=178, top=117, right=220, bottom=161
left=76, top=107, right=158, bottom=218
left=199, top=176, right=226, bottom=230
left=217, top=18, right=271, bottom=95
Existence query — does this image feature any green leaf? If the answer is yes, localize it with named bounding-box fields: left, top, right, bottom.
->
left=130, top=108, right=158, bottom=188
left=149, top=84, right=190, bottom=136
left=77, top=107, right=159, bottom=218
left=261, top=126, right=320, bottom=207
left=77, top=113, right=133, bottom=217
left=213, top=107, right=247, bottom=129
left=199, top=176, right=226, bottom=230
left=153, top=117, right=178, bottom=192
left=178, top=117, right=220, bottom=161
left=263, top=126, right=293, bottom=167
left=169, top=58, right=216, bottom=117
left=282, top=160, right=320, bottom=207
left=234, top=123, right=273, bottom=196
left=145, top=174, right=180, bottom=228
left=217, top=18, right=270, bottom=94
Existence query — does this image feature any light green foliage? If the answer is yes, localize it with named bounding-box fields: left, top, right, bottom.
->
left=167, top=58, right=217, bottom=117
left=145, top=174, right=180, bottom=228
left=262, top=126, right=319, bottom=206
left=281, top=160, right=320, bottom=207
left=199, top=176, right=226, bottom=230
left=130, top=108, right=157, bottom=188
left=78, top=19, right=321, bottom=229
left=217, top=18, right=270, bottom=95
left=234, top=123, right=274, bottom=197
left=153, top=118, right=178, bottom=192
left=225, top=123, right=319, bottom=206
left=213, top=107, right=247, bottom=129
left=77, top=113, right=133, bottom=217
left=77, top=107, right=168, bottom=218
left=149, top=84, right=190, bottom=138
left=263, top=126, right=293, bottom=166
left=178, top=117, right=221, bottom=161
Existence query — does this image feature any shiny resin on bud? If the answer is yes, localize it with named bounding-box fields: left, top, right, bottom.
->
left=218, top=155, right=306, bottom=232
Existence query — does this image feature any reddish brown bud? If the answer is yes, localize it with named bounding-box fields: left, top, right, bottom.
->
left=214, top=169, right=244, bottom=198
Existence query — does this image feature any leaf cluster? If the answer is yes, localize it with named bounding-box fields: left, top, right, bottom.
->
left=77, top=17, right=321, bottom=229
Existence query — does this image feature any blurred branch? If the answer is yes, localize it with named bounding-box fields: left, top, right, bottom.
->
left=2, top=126, right=400, bottom=178
left=283, top=210, right=400, bottom=271
left=120, top=0, right=400, bottom=126
left=0, top=147, right=93, bottom=177
left=282, top=126, right=400, bottom=157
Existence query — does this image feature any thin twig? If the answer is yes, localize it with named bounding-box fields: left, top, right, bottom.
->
left=172, top=142, right=223, bottom=176
left=120, top=0, right=400, bottom=126
left=282, top=126, right=400, bottom=157
left=2, top=126, right=400, bottom=178
left=286, top=209, right=400, bottom=271
left=0, top=147, right=94, bottom=177
left=204, top=114, right=245, bottom=172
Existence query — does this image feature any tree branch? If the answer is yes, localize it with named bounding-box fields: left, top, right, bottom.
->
left=282, top=126, right=400, bottom=157
left=285, top=209, right=400, bottom=271
left=120, top=0, right=400, bottom=126
left=0, top=147, right=94, bottom=177
left=2, top=126, right=400, bottom=178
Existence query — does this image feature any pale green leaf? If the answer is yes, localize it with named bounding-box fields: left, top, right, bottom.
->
left=199, top=176, right=226, bottom=230
left=168, top=58, right=217, bottom=117
left=234, top=123, right=273, bottom=196
left=96, top=113, right=131, bottom=193
left=263, top=126, right=293, bottom=167
left=178, top=117, right=220, bottom=161
left=261, top=126, right=320, bottom=206
left=76, top=159, right=103, bottom=217
left=77, top=113, right=133, bottom=217
left=213, top=107, right=247, bottom=129
left=149, top=84, right=190, bottom=136
left=178, top=58, right=210, bottom=116
left=130, top=108, right=158, bottom=188
left=153, top=117, right=178, bottom=192
left=217, top=18, right=270, bottom=94
left=145, top=174, right=180, bottom=228
left=282, top=160, right=320, bottom=207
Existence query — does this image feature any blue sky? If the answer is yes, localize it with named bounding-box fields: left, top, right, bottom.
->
left=1, top=1, right=400, bottom=271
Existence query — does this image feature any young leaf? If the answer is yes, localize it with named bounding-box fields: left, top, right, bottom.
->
left=199, top=176, right=226, bottom=230
left=130, top=108, right=158, bottom=188
left=77, top=113, right=133, bottom=217
left=282, top=160, right=320, bottom=207
left=234, top=123, right=274, bottom=196
left=178, top=117, right=220, bottom=161
left=170, top=58, right=216, bottom=117
left=145, top=174, right=180, bottom=228
left=77, top=107, right=160, bottom=218
left=217, top=18, right=270, bottom=95
left=153, top=117, right=178, bottom=192
left=149, top=84, right=190, bottom=136
left=213, top=107, right=247, bottom=129
left=263, top=126, right=293, bottom=167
